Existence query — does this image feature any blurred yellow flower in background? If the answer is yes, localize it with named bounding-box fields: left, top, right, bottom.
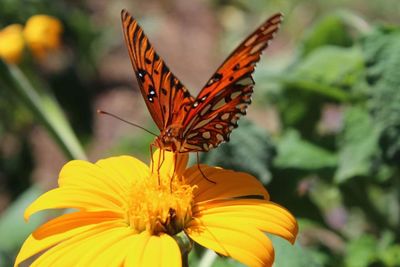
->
left=15, top=150, right=297, bottom=267
left=24, top=15, right=63, bottom=59
left=0, top=24, right=24, bottom=64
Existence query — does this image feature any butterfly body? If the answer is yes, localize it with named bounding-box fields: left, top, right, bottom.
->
left=121, top=9, right=283, bottom=153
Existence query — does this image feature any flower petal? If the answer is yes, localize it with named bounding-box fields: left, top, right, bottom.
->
left=24, top=188, right=123, bottom=221
left=32, top=210, right=124, bottom=239
left=150, top=149, right=188, bottom=177
left=124, top=232, right=182, bottom=267
left=29, top=226, right=132, bottom=267
left=186, top=219, right=274, bottom=267
left=73, top=227, right=134, bottom=267
left=184, top=165, right=269, bottom=201
left=59, top=156, right=148, bottom=198
left=86, top=235, right=139, bottom=267
left=94, top=155, right=149, bottom=186
left=191, top=199, right=297, bottom=244
left=142, top=234, right=182, bottom=267
left=14, top=221, right=120, bottom=267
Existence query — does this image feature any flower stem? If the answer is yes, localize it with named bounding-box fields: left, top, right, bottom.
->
left=0, top=60, right=86, bottom=160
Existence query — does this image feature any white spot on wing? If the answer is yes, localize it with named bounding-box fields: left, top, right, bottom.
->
left=221, top=113, right=230, bottom=121
left=202, top=131, right=211, bottom=139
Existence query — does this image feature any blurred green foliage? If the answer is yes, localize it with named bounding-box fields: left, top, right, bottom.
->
left=1, top=0, right=400, bottom=267
left=202, top=8, right=400, bottom=267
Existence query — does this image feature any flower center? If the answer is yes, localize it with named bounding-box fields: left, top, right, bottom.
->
left=128, top=170, right=195, bottom=235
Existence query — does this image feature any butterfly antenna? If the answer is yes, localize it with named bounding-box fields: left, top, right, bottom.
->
left=97, top=109, right=158, bottom=137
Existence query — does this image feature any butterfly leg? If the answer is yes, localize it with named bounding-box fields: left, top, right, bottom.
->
left=196, top=152, right=216, bottom=184
left=149, top=143, right=155, bottom=174
left=170, top=152, right=178, bottom=192
left=156, top=149, right=166, bottom=186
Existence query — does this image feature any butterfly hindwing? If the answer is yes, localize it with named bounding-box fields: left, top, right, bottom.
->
left=121, top=9, right=194, bottom=131
left=181, top=13, right=284, bottom=151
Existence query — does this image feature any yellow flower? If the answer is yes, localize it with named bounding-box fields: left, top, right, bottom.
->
left=0, top=24, right=24, bottom=64
left=15, top=150, right=298, bottom=267
left=23, top=15, right=63, bottom=59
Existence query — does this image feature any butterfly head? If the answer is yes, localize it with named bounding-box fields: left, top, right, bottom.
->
left=154, top=125, right=183, bottom=152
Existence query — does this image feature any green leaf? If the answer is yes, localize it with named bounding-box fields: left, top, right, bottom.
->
left=380, top=244, right=400, bottom=266
left=344, top=235, right=378, bottom=267
left=362, top=27, right=400, bottom=163
left=0, top=60, right=86, bottom=160
left=274, top=130, right=337, bottom=170
left=300, top=13, right=353, bottom=56
left=0, top=186, right=44, bottom=252
left=334, top=107, right=380, bottom=183
left=271, top=235, right=327, bottom=267
left=283, top=46, right=364, bottom=102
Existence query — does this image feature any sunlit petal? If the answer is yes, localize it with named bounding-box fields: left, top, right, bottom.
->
left=32, top=210, right=124, bottom=239
left=15, top=221, right=120, bottom=267
left=141, top=234, right=182, bottom=267
left=30, top=226, right=131, bottom=267
left=192, top=199, right=298, bottom=244
left=86, top=234, right=139, bottom=267
left=186, top=219, right=274, bottom=267
left=124, top=232, right=151, bottom=266
left=24, top=188, right=123, bottom=221
left=150, top=149, right=188, bottom=177
left=58, top=158, right=147, bottom=203
left=185, top=165, right=269, bottom=201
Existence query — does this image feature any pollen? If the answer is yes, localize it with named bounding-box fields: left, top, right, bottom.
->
left=127, top=170, right=195, bottom=235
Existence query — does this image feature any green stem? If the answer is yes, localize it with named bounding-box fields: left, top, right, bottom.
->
left=0, top=60, right=86, bottom=160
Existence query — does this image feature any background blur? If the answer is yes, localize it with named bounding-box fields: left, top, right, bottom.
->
left=1, top=0, right=400, bottom=266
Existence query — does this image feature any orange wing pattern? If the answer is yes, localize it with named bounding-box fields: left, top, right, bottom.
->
left=180, top=13, right=283, bottom=151
left=121, top=9, right=194, bottom=130
left=122, top=9, right=283, bottom=152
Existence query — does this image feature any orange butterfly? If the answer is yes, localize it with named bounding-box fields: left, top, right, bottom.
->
left=121, top=9, right=282, bottom=153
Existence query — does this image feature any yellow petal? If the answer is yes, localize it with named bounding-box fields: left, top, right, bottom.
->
left=32, top=210, right=123, bottom=239
left=186, top=219, right=274, bottom=267
left=30, top=226, right=131, bottom=267
left=86, top=235, right=139, bottom=267
left=59, top=156, right=148, bottom=188
left=124, top=232, right=181, bottom=267
left=150, top=149, right=188, bottom=178
left=184, top=165, right=269, bottom=201
left=124, top=232, right=152, bottom=266
left=0, top=24, right=24, bottom=63
left=71, top=227, right=134, bottom=267
left=94, top=156, right=149, bottom=187
left=192, top=200, right=298, bottom=244
left=141, top=234, right=181, bottom=267
left=15, top=221, right=119, bottom=267
left=24, top=188, right=123, bottom=221
left=24, top=15, right=63, bottom=59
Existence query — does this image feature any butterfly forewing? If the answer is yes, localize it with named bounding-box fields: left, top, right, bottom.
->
left=121, top=9, right=195, bottom=131
left=181, top=13, right=284, bottom=151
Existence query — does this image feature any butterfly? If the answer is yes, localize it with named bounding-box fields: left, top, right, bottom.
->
left=121, top=9, right=283, bottom=153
